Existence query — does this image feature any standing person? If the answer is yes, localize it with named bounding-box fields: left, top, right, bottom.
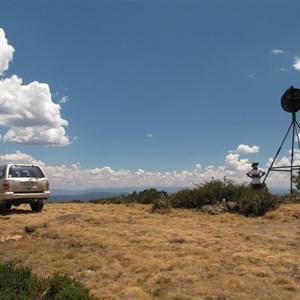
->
left=246, top=162, right=265, bottom=189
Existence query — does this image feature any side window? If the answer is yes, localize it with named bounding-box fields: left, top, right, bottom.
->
left=0, top=166, right=5, bottom=179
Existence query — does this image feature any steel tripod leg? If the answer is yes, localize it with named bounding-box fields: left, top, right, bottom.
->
left=261, top=119, right=293, bottom=186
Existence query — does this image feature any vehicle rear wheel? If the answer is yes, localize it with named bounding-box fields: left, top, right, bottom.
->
left=5, top=203, right=12, bottom=210
left=0, top=203, right=12, bottom=211
left=30, top=200, right=44, bottom=212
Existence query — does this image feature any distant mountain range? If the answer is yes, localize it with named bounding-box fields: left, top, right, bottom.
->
left=49, top=186, right=185, bottom=203
left=49, top=186, right=290, bottom=203
left=269, top=187, right=290, bottom=195
left=49, top=191, right=123, bottom=203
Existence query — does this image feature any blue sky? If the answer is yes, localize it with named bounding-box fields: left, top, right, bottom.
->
left=0, top=0, right=300, bottom=190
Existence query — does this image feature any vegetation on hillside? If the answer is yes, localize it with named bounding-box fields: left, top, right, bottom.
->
left=90, top=178, right=279, bottom=216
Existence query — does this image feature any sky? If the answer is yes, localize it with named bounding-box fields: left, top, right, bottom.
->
left=0, top=0, right=300, bottom=191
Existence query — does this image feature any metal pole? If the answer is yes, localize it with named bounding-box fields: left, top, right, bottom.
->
left=290, top=112, right=296, bottom=195
left=262, top=119, right=294, bottom=186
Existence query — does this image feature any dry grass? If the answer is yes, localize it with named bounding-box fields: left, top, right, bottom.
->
left=0, top=202, right=300, bottom=300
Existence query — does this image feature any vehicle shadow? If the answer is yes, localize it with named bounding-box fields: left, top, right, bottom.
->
left=0, top=208, right=37, bottom=216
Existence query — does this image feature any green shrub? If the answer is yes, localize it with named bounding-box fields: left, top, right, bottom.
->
left=0, top=261, right=43, bottom=299
left=44, top=273, right=92, bottom=300
left=195, top=180, right=220, bottom=205
left=0, top=262, right=93, bottom=300
left=193, top=178, right=234, bottom=207
left=237, top=189, right=279, bottom=216
left=151, top=198, right=172, bottom=214
left=170, top=189, right=195, bottom=208
left=90, top=195, right=131, bottom=204
left=228, top=184, right=249, bottom=200
left=193, top=185, right=215, bottom=207
left=90, top=189, right=169, bottom=205
left=171, top=179, right=235, bottom=209
left=135, top=189, right=168, bottom=204
left=70, top=200, right=82, bottom=203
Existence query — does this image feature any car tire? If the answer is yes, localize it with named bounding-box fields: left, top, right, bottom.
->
left=0, top=203, right=12, bottom=211
left=30, top=200, right=44, bottom=212
left=5, top=203, right=12, bottom=210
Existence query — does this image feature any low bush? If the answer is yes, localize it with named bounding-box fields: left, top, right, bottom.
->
left=91, top=196, right=128, bottom=204
left=0, top=261, right=93, bottom=300
left=135, top=189, right=168, bottom=204
left=237, top=189, right=279, bottom=217
left=151, top=198, right=172, bottom=214
left=170, top=189, right=196, bottom=208
left=0, top=261, right=42, bottom=299
left=91, top=189, right=169, bottom=205
left=89, top=180, right=279, bottom=217
left=171, top=178, right=241, bottom=209
left=193, top=177, right=240, bottom=207
left=44, top=273, right=92, bottom=300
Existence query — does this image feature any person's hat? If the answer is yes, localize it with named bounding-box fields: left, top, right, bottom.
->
left=251, top=162, right=259, bottom=167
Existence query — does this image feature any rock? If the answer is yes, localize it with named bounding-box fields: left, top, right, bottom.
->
left=200, top=201, right=238, bottom=215
left=24, top=226, right=37, bottom=233
left=225, top=201, right=238, bottom=212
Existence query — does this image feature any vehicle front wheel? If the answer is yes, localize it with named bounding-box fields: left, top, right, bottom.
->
left=30, top=200, right=44, bottom=212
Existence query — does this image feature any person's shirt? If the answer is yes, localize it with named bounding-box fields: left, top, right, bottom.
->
left=247, top=168, right=264, bottom=184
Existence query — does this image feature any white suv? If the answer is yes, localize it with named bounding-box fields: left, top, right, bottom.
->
left=0, top=164, right=50, bottom=212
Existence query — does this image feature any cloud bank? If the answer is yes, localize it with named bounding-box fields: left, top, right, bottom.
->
left=0, top=28, right=71, bottom=146
left=0, top=144, right=294, bottom=190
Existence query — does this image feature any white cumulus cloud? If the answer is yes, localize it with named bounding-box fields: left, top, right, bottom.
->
left=0, top=28, right=14, bottom=75
left=0, top=28, right=71, bottom=146
left=293, top=57, right=300, bottom=71
left=0, top=150, right=44, bottom=166
left=236, top=144, right=260, bottom=154
left=225, top=153, right=250, bottom=172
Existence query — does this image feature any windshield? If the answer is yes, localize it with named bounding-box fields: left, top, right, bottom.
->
left=9, top=166, right=45, bottom=178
